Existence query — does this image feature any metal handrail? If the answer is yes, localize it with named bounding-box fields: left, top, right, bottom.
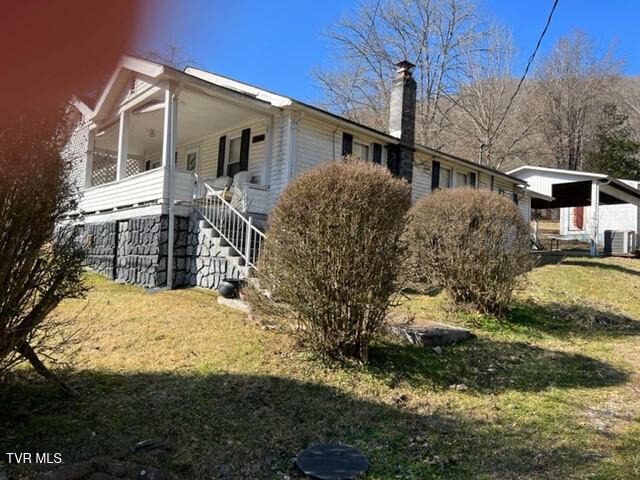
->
left=195, top=183, right=265, bottom=269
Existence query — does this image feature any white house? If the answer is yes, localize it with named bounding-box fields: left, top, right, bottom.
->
left=65, top=56, right=527, bottom=289
left=508, top=166, right=640, bottom=255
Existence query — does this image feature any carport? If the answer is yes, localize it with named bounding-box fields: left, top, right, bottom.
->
left=529, top=177, right=640, bottom=256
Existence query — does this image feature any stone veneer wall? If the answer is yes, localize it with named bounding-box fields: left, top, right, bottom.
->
left=82, top=212, right=242, bottom=289
left=185, top=213, right=244, bottom=289
left=84, top=222, right=117, bottom=278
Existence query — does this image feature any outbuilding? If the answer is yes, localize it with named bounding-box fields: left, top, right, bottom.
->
left=508, top=166, right=640, bottom=256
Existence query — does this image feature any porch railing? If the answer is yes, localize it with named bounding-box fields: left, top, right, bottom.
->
left=79, top=168, right=195, bottom=213
left=195, top=184, right=266, bottom=269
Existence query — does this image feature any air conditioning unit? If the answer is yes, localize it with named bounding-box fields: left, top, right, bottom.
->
left=603, top=230, right=637, bottom=255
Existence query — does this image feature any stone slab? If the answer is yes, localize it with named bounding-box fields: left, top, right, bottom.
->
left=388, top=321, right=475, bottom=347
left=217, top=296, right=250, bottom=313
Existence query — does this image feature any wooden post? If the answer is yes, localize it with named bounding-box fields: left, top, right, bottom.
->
left=590, top=181, right=600, bottom=257
left=116, top=111, right=129, bottom=181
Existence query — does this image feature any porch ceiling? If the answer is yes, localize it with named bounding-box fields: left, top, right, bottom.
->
left=94, top=89, right=265, bottom=157
left=176, top=89, right=260, bottom=146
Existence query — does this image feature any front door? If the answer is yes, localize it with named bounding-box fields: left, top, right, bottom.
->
left=570, top=206, right=584, bottom=230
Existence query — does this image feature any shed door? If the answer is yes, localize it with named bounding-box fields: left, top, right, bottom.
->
left=570, top=206, right=584, bottom=230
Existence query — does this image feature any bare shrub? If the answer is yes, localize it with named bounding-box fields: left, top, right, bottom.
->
left=405, top=188, right=533, bottom=316
left=0, top=108, right=86, bottom=393
left=251, top=160, right=411, bottom=362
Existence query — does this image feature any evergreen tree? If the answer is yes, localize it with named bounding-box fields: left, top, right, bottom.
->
left=586, top=103, right=640, bottom=179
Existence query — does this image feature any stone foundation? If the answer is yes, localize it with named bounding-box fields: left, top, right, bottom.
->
left=81, top=212, right=242, bottom=289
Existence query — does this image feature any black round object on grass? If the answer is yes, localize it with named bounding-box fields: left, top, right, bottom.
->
left=217, top=278, right=243, bottom=298
left=295, top=443, right=368, bottom=480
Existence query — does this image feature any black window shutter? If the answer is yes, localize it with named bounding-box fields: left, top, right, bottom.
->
left=431, top=160, right=440, bottom=190
left=372, top=143, right=382, bottom=164
left=217, top=136, right=226, bottom=177
left=240, top=128, right=251, bottom=171
left=469, top=172, right=477, bottom=188
left=342, top=133, right=353, bottom=156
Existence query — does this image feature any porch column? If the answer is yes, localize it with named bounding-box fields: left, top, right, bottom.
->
left=590, top=180, right=600, bottom=256
left=84, top=129, right=95, bottom=188
left=116, top=111, right=129, bottom=181
left=161, top=87, right=178, bottom=288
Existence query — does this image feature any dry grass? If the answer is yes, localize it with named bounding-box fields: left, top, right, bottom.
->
left=2, top=256, right=640, bottom=479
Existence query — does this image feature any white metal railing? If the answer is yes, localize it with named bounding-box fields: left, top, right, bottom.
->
left=195, top=183, right=266, bottom=269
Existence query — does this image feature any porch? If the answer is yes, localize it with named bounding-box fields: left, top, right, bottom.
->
left=79, top=83, right=274, bottom=219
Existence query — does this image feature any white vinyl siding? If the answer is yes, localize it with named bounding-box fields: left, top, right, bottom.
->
left=294, top=116, right=387, bottom=175
left=478, top=172, right=492, bottom=190
left=174, top=122, right=268, bottom=184
left=412, top=154, right=432, bottom=201
left=518, top=192, right=531, bottom=223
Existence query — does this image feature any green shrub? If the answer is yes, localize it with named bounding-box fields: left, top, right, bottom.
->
left=251, top=160, right=411, bottom=362
left=405, top=187, right=533, bottom=316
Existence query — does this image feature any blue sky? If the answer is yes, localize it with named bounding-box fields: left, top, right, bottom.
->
left=140, top=0, right=640, bottom=103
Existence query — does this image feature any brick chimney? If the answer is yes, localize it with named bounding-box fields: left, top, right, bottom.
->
left=388, top=60, right=416, bottom=183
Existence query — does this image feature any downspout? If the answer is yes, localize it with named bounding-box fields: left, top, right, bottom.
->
left=285, top=110, right=303, bottom=182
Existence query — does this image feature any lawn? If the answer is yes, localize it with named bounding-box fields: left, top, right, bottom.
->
left=2, top=256, right=640, bottom=479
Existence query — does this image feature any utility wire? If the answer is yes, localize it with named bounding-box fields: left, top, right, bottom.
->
left=333, top=0, right=383, bottom=160
left=493, top=0, right=559, bottom=139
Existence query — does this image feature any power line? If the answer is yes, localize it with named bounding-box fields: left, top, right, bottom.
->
left=493, top=0, right=559, bottom=139
left=333, top=0, right=383, bottom=160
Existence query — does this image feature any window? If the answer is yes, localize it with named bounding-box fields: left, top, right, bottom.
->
left=439, top=166, right=452, bottom=188
left=185, top=147, right=199, bottom=172
left=227, top=136, right=242, bottom=177
left=456, top=172, right=468, bottom=187
left=145, top=160, right=161, bottom=171
left=352, top=142, right=370, bottom=161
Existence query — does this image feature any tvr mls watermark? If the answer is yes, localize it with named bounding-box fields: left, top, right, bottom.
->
left=5, top=452, right=63, bottom=465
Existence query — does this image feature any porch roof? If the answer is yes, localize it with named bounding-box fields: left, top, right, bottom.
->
left=530, top=178, right=640, bottom=209
left=82, top=55, right=526, bottom=185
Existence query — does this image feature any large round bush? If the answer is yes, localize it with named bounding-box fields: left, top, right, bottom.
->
left=405, top=187, right=533, bottom=316
left=254, top=160, right=411, bottom=362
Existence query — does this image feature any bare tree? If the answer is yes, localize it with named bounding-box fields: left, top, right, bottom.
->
left=315, top=0, right=493, bottom=148
left=535, top=30, right=621, bottom=170
left=613, top=76, right=640, bottom=139
left=443, top=28, right=543, bottom=169
left=139, top=43, right=199, bottom=69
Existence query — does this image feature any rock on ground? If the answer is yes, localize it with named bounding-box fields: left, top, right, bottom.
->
left=387, top=321, right=475, bottom=347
